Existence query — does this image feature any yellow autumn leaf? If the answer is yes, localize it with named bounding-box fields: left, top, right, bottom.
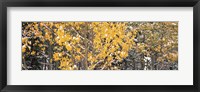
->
left=65, top=44, right=72, bottom=51
left=22, top=45, right=26, bottom=52
left=31, top=51, right=36, bottom=55
left=75, top=56, right=81, bottom=61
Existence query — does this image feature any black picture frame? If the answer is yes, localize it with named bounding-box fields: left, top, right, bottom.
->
left=0, top=0, right=199, bottom=92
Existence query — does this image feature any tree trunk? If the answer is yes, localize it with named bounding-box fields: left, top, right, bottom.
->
left=48, top=42, right=53, bottom=70
left=22, top=57, right=27, bottom=70
left=83, top=34, right=89, bottom=70
left=151, top=54, right=156, bottom=70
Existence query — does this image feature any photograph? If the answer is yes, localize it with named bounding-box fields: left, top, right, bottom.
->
left=1, top=0, right=199, bottom=91
left=22, top=22, right=178, bottom=70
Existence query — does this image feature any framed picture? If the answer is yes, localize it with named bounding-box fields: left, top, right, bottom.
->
left=0, top=0, right=199, bottom=92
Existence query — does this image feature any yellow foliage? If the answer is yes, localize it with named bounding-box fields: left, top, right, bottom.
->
left=120, top=51, right=128, bottom=58
left=75, top=56, right=81, bottom=61
left=53, top=52, right=61, bottom=61
left=65, top=44, right=72, bottom=51
left=22, top=38, right=28, bottom=44
left=31, top=51, right=36, bottom=55
left=22, top=45, right=26, bottom=52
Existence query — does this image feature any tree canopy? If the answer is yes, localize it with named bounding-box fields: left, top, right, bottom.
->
left=22, top=22, right=178, bottom=70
